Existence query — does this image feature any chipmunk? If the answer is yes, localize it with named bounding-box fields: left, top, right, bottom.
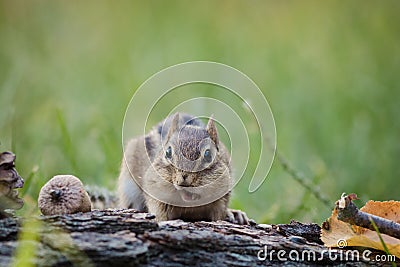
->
left=117, top=113, right=249, bottom=224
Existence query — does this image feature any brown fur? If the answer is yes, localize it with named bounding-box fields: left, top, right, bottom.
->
left=118, top=113, right=232, bottom=222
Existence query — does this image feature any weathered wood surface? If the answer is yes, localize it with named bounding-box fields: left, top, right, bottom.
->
left=0, top=209, right=397, bottom=266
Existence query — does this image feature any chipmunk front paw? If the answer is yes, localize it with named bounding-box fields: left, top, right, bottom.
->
left=226, top=208, right=250, bottom=225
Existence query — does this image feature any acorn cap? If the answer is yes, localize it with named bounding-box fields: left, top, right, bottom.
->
left=38, top=175, right=91, bottom=215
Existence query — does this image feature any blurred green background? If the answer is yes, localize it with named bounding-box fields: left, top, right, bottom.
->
left=1, top=1, right=399, bottom=223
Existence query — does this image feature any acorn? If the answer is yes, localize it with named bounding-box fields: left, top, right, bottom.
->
left=38, top=175, right=91, bottom=215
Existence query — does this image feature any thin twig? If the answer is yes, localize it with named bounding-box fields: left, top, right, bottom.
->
left=263, top=135, right=331, bottom=208
left=274, top=149, right=331, bottom=208
left=336, top=194, right=400, bottom=240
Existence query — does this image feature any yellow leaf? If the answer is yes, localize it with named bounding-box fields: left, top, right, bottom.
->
left=321, top=201, right=400, bottom=258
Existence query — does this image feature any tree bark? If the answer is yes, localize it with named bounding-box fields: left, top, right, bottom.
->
left=0, top=209, right=396, bottom=266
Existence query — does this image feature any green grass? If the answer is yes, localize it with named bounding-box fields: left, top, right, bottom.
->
left=370, top=217, right=397, bottom=267
left=1, top=1, right=399, bottom=223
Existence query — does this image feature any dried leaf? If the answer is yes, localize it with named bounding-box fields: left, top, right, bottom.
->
left=321, top=200, right=400, bottom=258
left=360, top=200, right=400, bottom=224
left=0, top=151, right=24, bottom=212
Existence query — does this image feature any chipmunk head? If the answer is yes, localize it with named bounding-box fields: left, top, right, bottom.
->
left=153, top=113, right=231, bottom=203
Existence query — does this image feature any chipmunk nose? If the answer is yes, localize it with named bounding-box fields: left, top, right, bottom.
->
left=177, top=171, right=191, bottom=186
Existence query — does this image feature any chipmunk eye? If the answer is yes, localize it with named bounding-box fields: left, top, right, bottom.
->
left=203, top=149, right=212, bottom=163
left=165, top=146, right=172, bottom=159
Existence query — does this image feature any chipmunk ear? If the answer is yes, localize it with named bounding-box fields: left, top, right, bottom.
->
left=206, top=115, right=219, bottom=149
left=165, top=113, right=180, bottom=144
